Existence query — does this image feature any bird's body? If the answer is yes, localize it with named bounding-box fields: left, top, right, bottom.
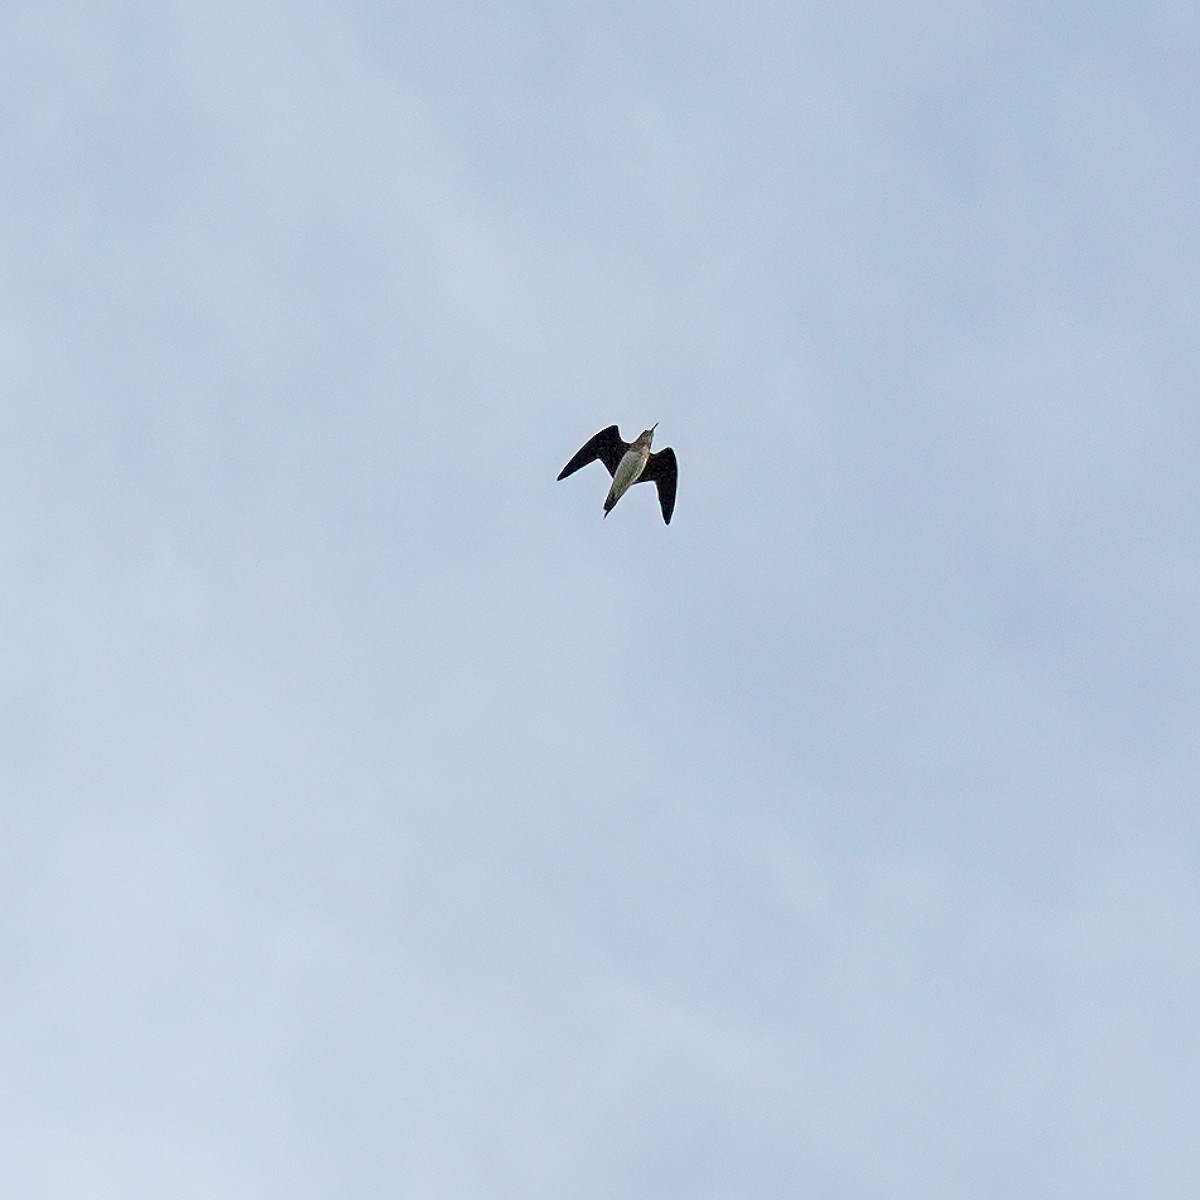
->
left=557, top=423, right=677, bottom=524
left=605, top=437, right=654, bottom=515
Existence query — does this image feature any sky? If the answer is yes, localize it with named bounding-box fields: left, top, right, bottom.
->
left=3, top=1, right=1199, bottom=1195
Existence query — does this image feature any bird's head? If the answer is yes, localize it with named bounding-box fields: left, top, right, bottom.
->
left=639, top=422, right=658, bottom=446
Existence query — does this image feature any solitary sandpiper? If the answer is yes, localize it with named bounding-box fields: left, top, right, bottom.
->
left=557, top=423, right=677, bottom=524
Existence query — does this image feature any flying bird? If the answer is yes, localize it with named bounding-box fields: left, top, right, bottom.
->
left=557, top=423, right=677, bottom=524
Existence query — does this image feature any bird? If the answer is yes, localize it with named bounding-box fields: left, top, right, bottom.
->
left=557, top=423, right=677, bottom=524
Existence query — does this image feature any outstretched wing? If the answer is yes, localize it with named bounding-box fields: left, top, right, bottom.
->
left=557, top=425, right=626, bottom=480
left=638, top=446, right=677, bottom=524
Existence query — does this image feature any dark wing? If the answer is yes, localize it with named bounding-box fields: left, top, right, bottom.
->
left=638, top=446, right=677, bottom=524
left=557, top=425, right=627, bottom=480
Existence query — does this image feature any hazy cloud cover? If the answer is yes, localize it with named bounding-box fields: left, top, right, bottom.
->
left=3, top=1, right=1199, bottom=1196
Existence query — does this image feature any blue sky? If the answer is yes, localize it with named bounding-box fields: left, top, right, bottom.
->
left=4, top=2, right=1199, bottom=1195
